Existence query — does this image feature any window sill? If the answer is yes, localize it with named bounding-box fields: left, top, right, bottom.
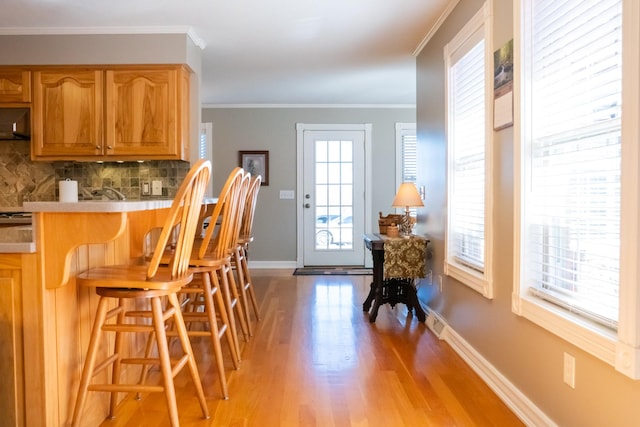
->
left=512, top=293, right=640, bottom=379
left=445, top=260, right=493, bottom=299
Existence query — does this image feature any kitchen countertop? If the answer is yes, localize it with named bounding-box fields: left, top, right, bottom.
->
left=0, top=225, right=35, bottom=253
left=0, top=198, right=218, bottom=254
left=24, top=199, right=174, bottom=213
left=24, top=197, right=217, bottom=213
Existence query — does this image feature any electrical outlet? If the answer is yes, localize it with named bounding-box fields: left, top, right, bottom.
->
left=141, top=182, right=150, bottom=196
left=151, top=180, right=162, bottom=196
left=438, top=275, right=443, bottom=292
left=563, top=352, right=576, bottom=388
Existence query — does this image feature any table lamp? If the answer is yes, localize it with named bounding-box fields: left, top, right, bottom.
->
left=391, top=182, right=424, bottom=235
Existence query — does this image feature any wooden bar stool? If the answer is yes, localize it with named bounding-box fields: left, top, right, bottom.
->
left=169, top=168, right=247, bottom=393
left=189, top=168, right=251, bottom=358
left=71, top=159, right=211, bottom=427
left=232, top=174, right=262, bottom=336
left=156, top=167, right=248, bottom=374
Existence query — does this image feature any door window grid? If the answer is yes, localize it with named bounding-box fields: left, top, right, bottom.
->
left=315, top=140, right=354, bottom=250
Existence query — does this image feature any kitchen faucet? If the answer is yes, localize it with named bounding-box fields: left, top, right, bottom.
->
left=91, top=186, right=127, bottom=200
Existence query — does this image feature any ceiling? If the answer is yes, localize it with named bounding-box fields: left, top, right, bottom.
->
left=0, top=0, right=453, bottom=106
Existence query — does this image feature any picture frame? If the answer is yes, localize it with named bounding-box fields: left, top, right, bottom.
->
left=493, top=39, right=514, bottom=130
left=239, top=150, right=269, bottom=185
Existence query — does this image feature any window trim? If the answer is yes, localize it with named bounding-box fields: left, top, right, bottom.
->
left=512, top=0, right=640, bottom=378
left=443, top=1, right=494, bottom=299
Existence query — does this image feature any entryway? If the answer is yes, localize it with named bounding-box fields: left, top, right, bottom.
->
left=296, top=123, right=372, bottom=267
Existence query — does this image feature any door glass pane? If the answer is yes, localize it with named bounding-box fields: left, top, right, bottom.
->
left=315, top=139, right=354, bottom=251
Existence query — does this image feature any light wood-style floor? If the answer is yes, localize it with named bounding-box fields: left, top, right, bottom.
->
left=99, top=270, right=524, bottom=427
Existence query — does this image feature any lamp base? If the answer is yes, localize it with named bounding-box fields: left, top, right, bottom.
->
left=398, top=212, right=414, bottom=236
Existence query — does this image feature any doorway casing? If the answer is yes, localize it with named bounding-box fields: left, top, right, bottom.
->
left=295, top=123, right=373, bottom=268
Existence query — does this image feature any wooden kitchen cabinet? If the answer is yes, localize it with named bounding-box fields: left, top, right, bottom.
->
left=31, top=69, right=104, bottom=158
left=0, top=254, right=36, bottom=427
left=105, top=66, right=189, bottom=159
left=31, top=65, right=190, bottom=161
left=0, top=69, right=31, bottom=103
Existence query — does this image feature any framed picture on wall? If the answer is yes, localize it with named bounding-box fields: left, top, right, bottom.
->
left=239, top=150, right=269, bottom=185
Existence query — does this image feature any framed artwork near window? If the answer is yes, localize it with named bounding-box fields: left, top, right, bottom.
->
left=239, top=150, right=269, bottom=185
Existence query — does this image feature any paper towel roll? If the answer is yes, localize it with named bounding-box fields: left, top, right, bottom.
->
left=59, top=180, right=78, bottom=203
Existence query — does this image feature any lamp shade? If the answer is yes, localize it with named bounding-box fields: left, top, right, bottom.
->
left=392, top=182, right=424, bottom=208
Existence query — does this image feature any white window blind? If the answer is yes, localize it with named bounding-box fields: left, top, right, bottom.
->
left=444, top=2, right=493, bottom=298
left=199, top=122, right=212, bottom=160
left=398, top=126, right=417, bottom=183
left=199, top=122, right=213, bottom=197
left=395, top=123, right=418, bottom=216
left=449, top=32, right=486, bottom=272
left=522, top=0, right=622, bottom=328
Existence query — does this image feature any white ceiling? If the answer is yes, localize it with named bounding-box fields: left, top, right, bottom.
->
left=0, top=0, right=453, bottom=106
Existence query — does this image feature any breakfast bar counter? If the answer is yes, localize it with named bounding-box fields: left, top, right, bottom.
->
left=12, top=200, right=181, bottom=426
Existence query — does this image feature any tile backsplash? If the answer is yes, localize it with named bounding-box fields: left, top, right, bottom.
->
left=0, top=140, right=190, bottom=208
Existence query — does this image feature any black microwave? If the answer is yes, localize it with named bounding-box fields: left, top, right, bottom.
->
left=0, top=107, right=30, bottom=140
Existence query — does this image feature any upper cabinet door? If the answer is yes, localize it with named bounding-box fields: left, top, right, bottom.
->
left=32, top=69, right=103, bottom=158
left=105, top=67, right=186, bottom=159
left=0, top=70, right=31, bottom=103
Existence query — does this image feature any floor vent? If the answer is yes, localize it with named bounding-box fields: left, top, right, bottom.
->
left=426, top=310, right=447, bottom=339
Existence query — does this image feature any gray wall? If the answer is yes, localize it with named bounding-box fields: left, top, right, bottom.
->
left=201, top=107, right=415, bottom=264
left=416, top=0, right=640, bottom=426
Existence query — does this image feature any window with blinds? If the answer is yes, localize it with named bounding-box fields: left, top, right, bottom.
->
left=396, top=123, right=417, bottom=184
left=520, top=0, right=622, bottom=329
left=395, top=123, right=418, bottom=215
left=449, top=37, right=485, bottom=273
left=199, top=122, right=213, bottom=197
left=444, top=2, right=493, bottom=298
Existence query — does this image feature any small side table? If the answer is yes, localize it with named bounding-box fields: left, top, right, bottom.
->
left=362, top=233, right=429, bottom=323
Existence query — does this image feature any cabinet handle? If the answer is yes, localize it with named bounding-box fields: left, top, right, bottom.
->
left=95, top=145, right=101, bottom=150
left=107, top=146, right=113, bottom=150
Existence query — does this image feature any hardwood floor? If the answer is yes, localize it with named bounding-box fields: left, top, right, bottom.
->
left=99, top=270, right=524, bottom=427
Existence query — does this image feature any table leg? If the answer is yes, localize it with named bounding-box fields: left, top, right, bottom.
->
left=366, top=245, right=385, bottom=322
left=405, top=279, right=426, bottom=322
left=363, top=282, right=375, bottom=312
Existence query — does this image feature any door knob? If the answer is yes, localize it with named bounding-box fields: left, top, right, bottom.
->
left=304, top=203, right=310, bottom=208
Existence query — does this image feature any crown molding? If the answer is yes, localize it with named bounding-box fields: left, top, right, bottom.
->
left=413, top=0, right=461, bottom=56
left=201, top=103, right=416, bottom=109
left=0, top=26, right=206, bottom=49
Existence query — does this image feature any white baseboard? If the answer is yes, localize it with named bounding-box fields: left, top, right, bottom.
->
left=425, top=308, right=557, bottom=427
left=247, top=260, right=297, bottom=269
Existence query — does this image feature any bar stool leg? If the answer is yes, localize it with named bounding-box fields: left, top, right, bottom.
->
left=109, top=298, right=127, bottom=418
left=225, top=259, right=250, bottom=341
left=199, top=272, right=230, bottom=398
left=71, top=297, right=110, bottom=427
left=233, top=246, right=253, bottom=337
left=241, top=244, right=260, bottom=321
left=214, top=269, right=242, bottom=363
left=151, top=296, right=181, bottom=426
left=167, top=292, right=210, bottom=417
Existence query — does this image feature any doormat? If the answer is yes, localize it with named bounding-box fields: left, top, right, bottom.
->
left=293, top=267, right=372, bottom=276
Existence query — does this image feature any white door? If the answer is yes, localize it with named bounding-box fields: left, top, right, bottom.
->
left=300, top=128, right=366, bottom=266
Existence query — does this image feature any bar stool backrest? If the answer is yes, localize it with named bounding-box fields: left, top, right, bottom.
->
left=198, top=167, right=247, bottom=260
left=147, top=159, right=211, bottom=280
left=239, top=175, right=261, bottom=243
